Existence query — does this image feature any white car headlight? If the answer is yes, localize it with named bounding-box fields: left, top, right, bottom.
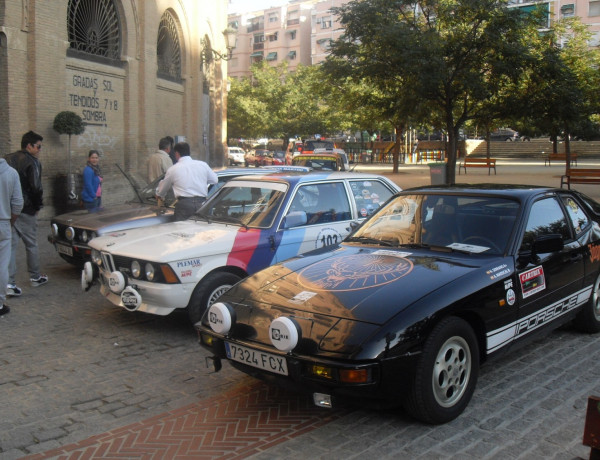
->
left=131, top=260, right=141, bottom=278
left=91, top=249, right=102, bottom=266
left=81, top=230, right=89, bottom=243
left=145, top=263, right=155, bottom=281
left=65, top=226, right=75, bottom=241
left=51, top=223, right=59, bottom=237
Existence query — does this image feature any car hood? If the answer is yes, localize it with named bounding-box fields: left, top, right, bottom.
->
left=88, top=219, right=242, bottom=262
left=222, top=244, right=499, bottom=326
left=216, top=245, right=506, bottom=357
left=51, top=203, right=172, bottom=233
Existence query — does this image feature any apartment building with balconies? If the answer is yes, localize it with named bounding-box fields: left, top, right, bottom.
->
left=228, top=0, right=599, bottom=79
left=508, top=0, right=600, bottom=44
left=228, top=1, right=317, bottom=79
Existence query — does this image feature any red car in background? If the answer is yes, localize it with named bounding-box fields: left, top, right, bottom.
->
left=272, top=151, right=292, bottom=165
left=245, top=149, right=273, bottom=167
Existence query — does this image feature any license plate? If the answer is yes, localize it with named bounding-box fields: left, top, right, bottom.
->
left=57, top=244, right=73, bottom=257
left=225, top=342, right=288, bottom=376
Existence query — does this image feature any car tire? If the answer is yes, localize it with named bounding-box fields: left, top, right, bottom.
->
left=404, top=316, right=479, bottom=424
left=187, top=272, right=242, bottom=325
left=573, top=272, right=600, bottom=333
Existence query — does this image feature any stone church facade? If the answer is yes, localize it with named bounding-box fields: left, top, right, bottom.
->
left=0, top=0, right=229, bottom=217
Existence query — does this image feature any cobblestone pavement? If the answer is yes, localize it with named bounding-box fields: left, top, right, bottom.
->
left=1, top=160, right=599, bottom=459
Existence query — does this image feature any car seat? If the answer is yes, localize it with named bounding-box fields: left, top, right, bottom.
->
left=422, top=204, right=459, bottom=246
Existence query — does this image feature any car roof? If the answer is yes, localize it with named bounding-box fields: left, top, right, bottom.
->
left=404, top=183, right=557, bottom=200
left=215, top=167, right=275, bottom=177
left=224, top=171, right=399, bottom=186
left=312, top=148, right=346, bottom=155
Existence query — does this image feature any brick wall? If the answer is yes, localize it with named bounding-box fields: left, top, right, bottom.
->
left=0, top=1, right=229, bottom=219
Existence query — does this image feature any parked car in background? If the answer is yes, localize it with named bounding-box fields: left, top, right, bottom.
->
left=292, top=152, right=348, bottom=171
left=490, top=128, right=520, bottom=142
left=227, top=147, right=245, bottom=166
left=287, top=140, right=304, bottom=157
left=272, top=150, right=291, bottom=165
left=301, top=139, right=336, bottom=154
left=48, top=168, right=279, bottom=267
left=245, top=149, right=273, bottom=167
left=197, top=184, right=600, bottom=424
left=82, top=172, right=401, bottom=323
left=313, top=148, right=350, bottom=171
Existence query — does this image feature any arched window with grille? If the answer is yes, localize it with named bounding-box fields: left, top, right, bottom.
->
left=67, top=0, right=121, bottom=62
left=157, top=11, right=182, bottom=82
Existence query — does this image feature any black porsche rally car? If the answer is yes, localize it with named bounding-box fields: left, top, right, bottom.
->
left=196, top=185, right=600, bottom=424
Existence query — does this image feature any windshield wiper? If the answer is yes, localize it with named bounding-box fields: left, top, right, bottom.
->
left=207, top=214, right=249, bottom=229
left=192, top=212, right=212, bottom=224
left=400, top=242, right=472, bottom=254
left=346, top=236, right=396, bottom=247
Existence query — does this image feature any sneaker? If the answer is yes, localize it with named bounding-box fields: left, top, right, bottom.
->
left=0, top=305, right=10, bottom=316
left=7, top=284, right=22, bottom=297
left=30, top=275, right=48, bottom=287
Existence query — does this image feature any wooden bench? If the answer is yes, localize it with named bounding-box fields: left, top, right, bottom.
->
left=458, top=157, right=496, bottom=175
left=560, top=168, right=600, bottom=189
left=583, top=395, right=600, bottom=459
left=544, top=153, right=578, bottom=167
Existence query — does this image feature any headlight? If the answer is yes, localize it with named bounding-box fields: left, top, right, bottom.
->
left=145, top=263, right=155, bottom=281
left=51, top=223, right=59, bottom=237
left=65, top=226, right=75, bottom=241
left=131, top=261, right=141, bottom=278
left=90, top=232, right=97, bottom=239
left=91, top=249, right=102, bottom=266
left=81, top=230, right=89, bottom=243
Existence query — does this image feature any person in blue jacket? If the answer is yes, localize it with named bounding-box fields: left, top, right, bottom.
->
left=81, top=150, right=102, bottom=211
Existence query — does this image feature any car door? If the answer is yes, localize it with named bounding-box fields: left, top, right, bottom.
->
left=513, top=195, right=586, bottom=340
left=274, top=181, right=353, bottom=262
left=347, top=178, right=397, bottom=219
left=559, top=192, right=600, bottom=290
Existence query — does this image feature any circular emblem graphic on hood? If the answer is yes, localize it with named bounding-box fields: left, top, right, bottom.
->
left=298, top=253, right=413, bottom=292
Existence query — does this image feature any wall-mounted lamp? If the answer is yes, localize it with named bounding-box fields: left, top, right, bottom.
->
left=202, top=28, right=237, bottom=66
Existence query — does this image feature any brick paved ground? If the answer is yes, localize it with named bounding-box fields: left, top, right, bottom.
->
left=1, top=159, right=599, bottom=460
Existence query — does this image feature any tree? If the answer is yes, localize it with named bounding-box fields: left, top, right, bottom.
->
left=227, top=60, right=367, bottom=150
left=329, top=0, right=538, bottom=184
left=53, top=111, right=85, bottom=200
left=321, top=53, right=428, bottom=172
left=519, top=17, right=600, bottom=167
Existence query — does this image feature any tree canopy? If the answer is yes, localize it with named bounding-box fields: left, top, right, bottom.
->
left=326, top=0, right=542, bottom=183
left=226, top=1, right=600, bottom=184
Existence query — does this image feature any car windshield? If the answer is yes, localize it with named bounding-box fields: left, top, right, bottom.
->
left=349, top=193, right=520, bottom=255
left=292, top=156, right=338, bottom=170
left=196, top=180, right=287, bottom=228
left=135, top=174, right=234, bottom=208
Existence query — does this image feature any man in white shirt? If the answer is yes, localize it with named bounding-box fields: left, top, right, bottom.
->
left=148, top=137, right=173, bottom=182
left=156, top=142, right=218, bottom=220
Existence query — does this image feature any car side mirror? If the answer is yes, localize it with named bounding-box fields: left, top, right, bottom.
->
left=283, top=211, right=307, bottom=229
left=532, top=234, right=564, bottom=255
left=518, top=233, right=564, bottom=266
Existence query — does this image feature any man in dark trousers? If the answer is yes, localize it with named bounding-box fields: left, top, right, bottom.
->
left=155, top=142, right=217, bottom=220
left=5, top=131, right=48, bottom=297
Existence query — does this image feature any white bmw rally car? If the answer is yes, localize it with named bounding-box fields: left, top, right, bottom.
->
left=82, top=172, right=400, bottom=323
